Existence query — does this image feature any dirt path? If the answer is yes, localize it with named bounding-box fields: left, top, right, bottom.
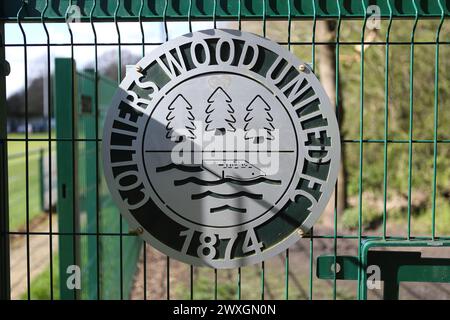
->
left=130, top=225, right=450, bottom=300
left=131, top=244, right=189, bottom=300
left=10, top=214, right=58, bottom=299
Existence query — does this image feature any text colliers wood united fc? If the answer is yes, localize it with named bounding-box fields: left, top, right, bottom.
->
left=102, top=29, right=340, bottom=268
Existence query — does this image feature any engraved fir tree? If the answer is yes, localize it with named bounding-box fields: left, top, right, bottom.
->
left=205, top=87, right=236, bottom=135
left=166, top=94, right=196, bottom=142
left=244, top=95, right=275, bottom=144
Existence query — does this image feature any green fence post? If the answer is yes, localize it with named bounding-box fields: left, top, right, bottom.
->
left=0, top=23, right=11, bottom=300
left=55, top=58, right=79, bottom=300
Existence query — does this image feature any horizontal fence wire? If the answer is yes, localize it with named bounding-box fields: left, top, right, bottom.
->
left=4, top=138, right=450, bottom=143
left=1, top=0, right=449, bottom=301
left=3, top=41, right=450, bottom=47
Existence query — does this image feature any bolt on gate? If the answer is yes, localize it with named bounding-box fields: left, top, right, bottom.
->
left=1, top=0, right=450, bottom=300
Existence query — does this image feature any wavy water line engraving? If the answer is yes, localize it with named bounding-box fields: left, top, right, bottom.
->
left=155, top=163, right=203, bottom=173
left=210, top=205, right=247, bottom=214
left=174, top=177, right=282, bottom=186
left=191, top=191, right=263, bottom=200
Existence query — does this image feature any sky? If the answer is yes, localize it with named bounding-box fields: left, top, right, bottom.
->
left=4, top=20, right=226, bottom=98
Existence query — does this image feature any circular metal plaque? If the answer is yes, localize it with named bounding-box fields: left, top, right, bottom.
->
left=102, top=29, right=340, bottom=268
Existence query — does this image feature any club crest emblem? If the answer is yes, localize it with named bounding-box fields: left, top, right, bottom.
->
left=102, top=29, right=340, bottom=268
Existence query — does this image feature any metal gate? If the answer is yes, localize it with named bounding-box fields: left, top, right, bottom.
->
left=1, top=0, right=449, bottom=300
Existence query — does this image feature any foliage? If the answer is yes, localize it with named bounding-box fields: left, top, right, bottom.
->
left=341, top=21, right=450, bottom=199
left=174, top=271, right=237, bottom=300
left=284, top=20, right=450, bottom=230
left=244, top=19, right=450, bottom=230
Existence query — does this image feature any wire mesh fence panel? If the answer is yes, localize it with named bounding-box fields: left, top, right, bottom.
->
left=0, top=0, right=449, bottom=301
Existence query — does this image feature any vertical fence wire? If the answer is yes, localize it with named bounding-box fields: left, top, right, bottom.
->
left=285, top=0, right=292, bottom=301
left=213, top=0, right=217, bottom=29
left=166, top=256, right=170, bottom=300
left=41, top=0, right=54, bottom=300
left=16, top=1, right=31, bottom=300
left=143, top=241, right=147, bottom=300
left=237, top=1, right=242, bottom=300
left=262, top=0, right=267, bottom=38
left=113, top=0, right=124, bottom=299
left=237, top=266, right=241, bottom=300
left=187, top=0, right=195, bottom=300
left=261, top=0, right=267, bottom=301
left=261, top=261, right=265, bottom=300
left=190, top=265, right=194, bottom=300
left=333, top=0, right=342, bottom=300
left=309, top=0, right=317, bottom=300
left=357, top=0, right=368, bottom=300
left=138, top=0, right=148, bottom=301
left=382, top=0, right=393, bottom=240
left=407, top=0, right=419, bottom=240
left=162, top=0, right=170, bottom=300
left=188, top=0, right=193, bottom=33
left=163, top=0, right=169, bottom=42
left=214, top=268, right=217, bottom=300
left=64, top=0, right=77, bottom=300
left=431, top=0, right=445, bottom=240
left=0, top=20, right=9, bottom=300
left=89, top=0, right=101, bottom=300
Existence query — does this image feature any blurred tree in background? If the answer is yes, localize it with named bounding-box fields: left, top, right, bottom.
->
left=241, top=18, right=450, bottom=233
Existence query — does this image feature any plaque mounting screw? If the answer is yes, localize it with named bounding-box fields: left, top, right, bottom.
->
left=299, top=64, right=306, bottom=72
left=129, top=227, right=143, bottom=235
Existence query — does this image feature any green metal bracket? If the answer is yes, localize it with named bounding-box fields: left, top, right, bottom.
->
left=2, top=0, right=449, bottom=22
left=317, top=240, right=450, bottom=300
left=317, top=255, right=360, bottom=281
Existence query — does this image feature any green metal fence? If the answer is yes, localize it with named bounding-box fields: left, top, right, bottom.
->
left=1, top=0, right=450, bottom=300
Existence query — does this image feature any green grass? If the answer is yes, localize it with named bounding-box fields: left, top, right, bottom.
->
left=7, top=132, right=55, bottom=230
left=173, top=266, right=355, bottom=300
left=174, top=272, right=237, bottom=300
left=7, top=132, right=54, bottom=153
left=21, top=255, right=60, bottom=300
